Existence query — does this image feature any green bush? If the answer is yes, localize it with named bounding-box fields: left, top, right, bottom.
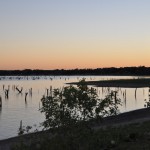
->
left=40, top=79, right=121, bottom=129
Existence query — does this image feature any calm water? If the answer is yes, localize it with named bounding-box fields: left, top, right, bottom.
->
left=0, top=76, right=149, bottom=140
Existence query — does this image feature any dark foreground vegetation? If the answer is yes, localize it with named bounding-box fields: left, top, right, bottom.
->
left=11, top=79, right=121, bottom=150
left=1, top=79, right=150, bottom=150
left=1, top=108, right=150, bottom=150
left=11, top=120, right=150, bottom=150
left=0, top=66, right=150, bottom=76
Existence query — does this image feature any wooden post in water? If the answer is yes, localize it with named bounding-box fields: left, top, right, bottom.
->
left=19, top=120, right=24, bottom=135
left=25, top=92, right=28, bottom=102
left=20, top=120, right=22, bottom=129
left=135, top=88, right=137, bottom=100
left=16, top=87, right=23, bottom=94
left=46, top=88, right=49, bottom=96
left=114, top=91, right=117, bottom=115
left=123, top=91, right=125, bottom=98
left=125, top=89, right=126, bottom=97
left=5, top=89, right=9, bottom=99
left=124, top=94, right=126, bottom=109
left=149, top=87, right=150, bottom=101
left=3, top=85, right=5, bottom=91
left=123, top=90, right=126, bottom=108
left=50, top=86, right=52, bottom=97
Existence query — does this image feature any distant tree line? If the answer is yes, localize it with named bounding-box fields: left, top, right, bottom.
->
left=0, top=66, right=150, bottom=76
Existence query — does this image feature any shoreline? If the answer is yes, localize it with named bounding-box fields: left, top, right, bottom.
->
left=1, top=108, right=150, bottom=150
left=68, top=78, right=150, bottom=88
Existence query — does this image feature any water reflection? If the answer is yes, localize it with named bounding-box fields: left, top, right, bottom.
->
left=0, top=75, right=150, bottom=140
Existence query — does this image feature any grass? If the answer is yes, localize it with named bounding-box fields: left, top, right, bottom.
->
left=11, top=120, right=150, bottom=150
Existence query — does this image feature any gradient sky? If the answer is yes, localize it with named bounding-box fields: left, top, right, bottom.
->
left=0, top=0, right=150, bottom=70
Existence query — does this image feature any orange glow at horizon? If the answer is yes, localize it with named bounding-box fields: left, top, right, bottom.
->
left=0, top=38, right=149, bottom=70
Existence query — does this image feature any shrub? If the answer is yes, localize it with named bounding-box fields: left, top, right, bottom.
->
left=40, top=79, right=121, bottom=129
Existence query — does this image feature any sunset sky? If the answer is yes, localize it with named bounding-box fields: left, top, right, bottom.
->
left=0, top=0, right=150, bottom=70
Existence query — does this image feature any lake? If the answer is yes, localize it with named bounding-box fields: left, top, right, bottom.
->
left=0, top=75, right=149, bottom=140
